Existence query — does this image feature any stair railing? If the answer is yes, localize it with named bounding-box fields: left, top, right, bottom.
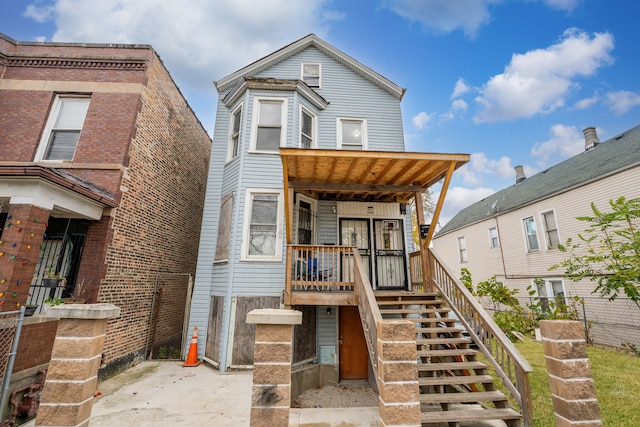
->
left=427, top=249, right=533, bottom=427
left=352, top=249, right=382, bottom=382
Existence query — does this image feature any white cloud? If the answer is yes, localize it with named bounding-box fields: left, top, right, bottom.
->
left=542, top=0, right=581, bottom=12
left=474, top=29, right=614, bottom=123
left=530, top=124, right=584, bottom=166
left=605, top=90, right=640, bottom=115
left=382, top=0, right=500, bottom=38
left=451, top=99, right=468, bottom=112
left=435, top=186, right=495, bottom=227
left=24, top=0, right=337, bottom=131
left=459, top=152, right=514, bottom=186
left=412, top=111, right=434, bottom=129
left=451, top=78, right=471, bottom=99
left=573, top=95, right=599, bottom=110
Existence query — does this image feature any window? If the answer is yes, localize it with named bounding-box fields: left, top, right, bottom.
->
left=301, top=63, right=321, bottom=88
left=457, top=237, right=467, bottom=263
left=36, top=96, right=90, bottom=161
left=242, top=189, right=283, bottom=260
left=534, top=279, right=566, bottom=311
left=252, top=98, right=287, bottom=152
left=523, top=217, right=539, bottom=251
left=337, top=118, right=366, bottom=150
left=215, top=193, right=234, bottom=262
left=541, top=210, right=559, bottom=249
left=300, top=108, right=315, bottom=148
left=489, top=227, right=499, bottom=248
left=227, top=106, right=242, bottom=161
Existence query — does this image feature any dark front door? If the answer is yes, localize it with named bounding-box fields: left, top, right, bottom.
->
left=374, top=219, right=407, bottom=289
left=338, top=306, right=368, bottom=380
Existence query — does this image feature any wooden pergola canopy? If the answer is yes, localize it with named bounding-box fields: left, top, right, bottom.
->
left=280, top=148, right=470, bottom=245
left=280, top=148, right=469, bottom=203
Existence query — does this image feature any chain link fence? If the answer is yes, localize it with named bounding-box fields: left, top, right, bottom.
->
left=0, top=308, right=25, bottom=407
left=480, top=296, right=640, bottom=352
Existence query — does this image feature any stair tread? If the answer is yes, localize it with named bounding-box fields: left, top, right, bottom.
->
left=421, top=408, right=522, bottom=422
left=415, top=318, right=457, bottom=324
left=376, top=299, right=443, bottom=306
left=418, top=348, right=478, bottom=357
left=418, top=361, right=488, bottom=371
left=380, top=308, right=450, bottom=314
left=418, top=374, right=494, bottom=386
left=374, top=291, right=438, bottom=298
left=420, top=390, right=509, bottom=404
left=417, top=327, right=461, bottom=333
left=417, top=337, right=471, bottom=345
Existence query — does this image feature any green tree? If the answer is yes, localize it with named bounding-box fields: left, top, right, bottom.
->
left=459, top=267, right=474, bottom=294
left=553, top=196, right=640, bottom=308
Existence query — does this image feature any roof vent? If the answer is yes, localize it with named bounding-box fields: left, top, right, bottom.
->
left=514, top=165, right=526, bottom=184
left=583, top=126, right=600, bottom=151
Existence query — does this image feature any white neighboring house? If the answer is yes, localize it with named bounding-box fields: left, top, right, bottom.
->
left=432, top=125, right=640, bottom=348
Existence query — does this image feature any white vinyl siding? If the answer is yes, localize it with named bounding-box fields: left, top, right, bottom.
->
left=337, top=118, right=367, bottom=150
left=300, top=107, right=316, bottom=148
left=301, top=62, right=321, bottom=88
left=36, top=96, right=90, bottom=161
left=251, top=97, right=288, bottom=152
left=241, top=189, right=284, bottom=261
left=541, top=210, right=560, bottom=249
left=523, top=217, right=539, bottom=252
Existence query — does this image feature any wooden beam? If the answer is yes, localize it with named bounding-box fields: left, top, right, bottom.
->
left=287, top=181, right=422, bottom=193
left=414, top=190, right=432, bottom=293
left=426, top=161, right=457, bottom=247
left=281, top=155, right=293, bottom=244
left=289, top=291, right=356, bottom=306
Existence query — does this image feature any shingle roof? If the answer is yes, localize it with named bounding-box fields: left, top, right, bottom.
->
left=436, top=124, right=640, bottom=237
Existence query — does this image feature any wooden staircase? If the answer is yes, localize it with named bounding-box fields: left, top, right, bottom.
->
left=376, top=292, right=523, bottom=427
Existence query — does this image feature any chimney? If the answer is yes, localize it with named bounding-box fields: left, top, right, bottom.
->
left=514, top=165, right=526, bottom=184
left=583, top=126, right=600, bottom=151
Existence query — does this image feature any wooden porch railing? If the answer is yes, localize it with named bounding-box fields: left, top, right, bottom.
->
left=411, top=249, right=533, bottom=427
left=352, top=249, right=382, bottom=382
left=286, top=244, right=356, bottom=292
left=408, top=251, right=424, bottom=292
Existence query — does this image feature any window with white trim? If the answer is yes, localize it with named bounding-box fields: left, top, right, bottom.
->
left=523, top=217, right=539, bottom=251
left=489, top=227, right=499, bottom=248
left=35, top=96, right=90, bottom=161
left=457, top=237, right=467, bottom=263
left=300, top=107, right=315, bottom=149
left=337, top=118, right=366, bottom=150
left=252, top=98, right=287, bottom=152
left=227, top=106, right=242, bottom=161
left=534, top=278, right=566, bottom=311
left=541, top=210, right=560, bottom=249
left=301, top=63, right=321, bottom=88
left=242, top=189, right=283, bottom=261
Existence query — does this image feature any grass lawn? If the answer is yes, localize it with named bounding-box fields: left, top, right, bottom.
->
left=510, top=338, right=640, bottom=426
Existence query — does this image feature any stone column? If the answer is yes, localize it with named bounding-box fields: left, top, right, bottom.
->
left=377, top=319, right=421, bottom=427
left=246, top=308, right=301, bottom=427
left=539, top=320, right=603, bottom=427
left=35, top=304, right=121, bottom=427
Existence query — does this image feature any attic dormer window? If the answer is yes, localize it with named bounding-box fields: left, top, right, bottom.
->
left=302, top=63, right=321, bottom=88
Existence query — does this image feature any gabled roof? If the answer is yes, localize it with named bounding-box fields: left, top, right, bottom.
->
left=215, top=34, right=406, bottom=99
left=436, top=124, right=640, bottom=237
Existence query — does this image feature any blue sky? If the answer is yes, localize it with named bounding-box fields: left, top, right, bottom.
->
left=2, top=0, right=639, bottom=225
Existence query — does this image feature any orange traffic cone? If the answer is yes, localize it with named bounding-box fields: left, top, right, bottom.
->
left=182, top=326, right=201, bottom=367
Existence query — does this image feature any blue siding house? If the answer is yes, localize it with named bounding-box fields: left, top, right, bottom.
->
left=187, top=34, right=529, bottom=426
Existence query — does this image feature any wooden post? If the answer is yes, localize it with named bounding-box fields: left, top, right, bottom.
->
left=414, top=191, right=432, bottom=293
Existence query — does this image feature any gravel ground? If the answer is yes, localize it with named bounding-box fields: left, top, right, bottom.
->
left=295, top=384, right=378, bottom=408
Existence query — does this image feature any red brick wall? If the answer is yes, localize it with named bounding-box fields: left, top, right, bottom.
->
left=12, top=319, right=58, bottom=372
left=97, top=52, right=211, bottom=370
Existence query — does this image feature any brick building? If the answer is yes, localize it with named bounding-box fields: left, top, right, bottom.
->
left=0, top=31, right=211, bottom=408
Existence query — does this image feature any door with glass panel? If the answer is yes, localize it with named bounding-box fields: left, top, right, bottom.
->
left=339, top=219, right=371, bottom=283
left=373, top=219, right=407, bottom=289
